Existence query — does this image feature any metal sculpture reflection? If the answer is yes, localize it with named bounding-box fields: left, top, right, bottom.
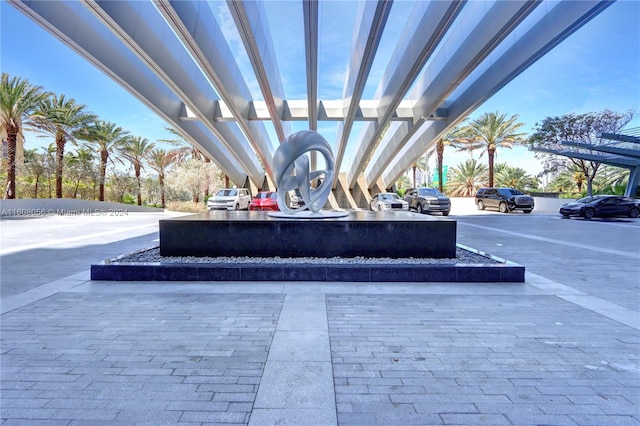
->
left=271, top=130, right=338, bottom=216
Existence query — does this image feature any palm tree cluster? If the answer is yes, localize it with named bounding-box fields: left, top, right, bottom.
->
left=409, top=111, right=538, bottom=196
left=1, top=73, right=221, bottom=207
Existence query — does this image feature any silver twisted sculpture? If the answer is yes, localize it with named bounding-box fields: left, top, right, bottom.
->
left=272, top=130, right=336, bottom=216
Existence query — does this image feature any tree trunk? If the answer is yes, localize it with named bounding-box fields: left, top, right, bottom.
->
left=135, top=164, right=142, bottom=206
left=159, top=173, right=165, bottom=208
left=4, top=127, right=18, bottom=199
left=55, top=133, right=66, bottom=198
left=488, top=147, right=496, bottom=187
left=437, top=140, right=444, bottom=192
left=412, top=166, right=417, bottom=188
left=99, top=150, right=108, bottom=201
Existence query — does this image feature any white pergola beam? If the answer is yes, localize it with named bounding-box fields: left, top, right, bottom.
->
left=11, top=0, right=248, bottom=186
left=227, top=0, right=292, bottom=142
left=383, top=0, right=613, bottom=188
left=346, top=0, right=465, bottom=189
left=367, top=0, right=540, bottom=188
left=154, top=0, right=274, bottom=178
left=86, top=0, right=266, bottom=188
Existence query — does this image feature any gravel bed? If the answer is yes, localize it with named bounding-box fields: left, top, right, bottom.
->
left=114, top=246, right=500, bottom=265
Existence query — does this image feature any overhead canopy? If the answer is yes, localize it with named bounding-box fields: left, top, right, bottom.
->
left=530, top=128, right=640, bottom=197
left=10, top=0, right=613, bottom=191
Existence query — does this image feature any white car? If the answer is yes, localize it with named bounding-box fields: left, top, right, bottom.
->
left=369, top=192, right=409, bottom=212
left=207, top=188, right=251, bottom=210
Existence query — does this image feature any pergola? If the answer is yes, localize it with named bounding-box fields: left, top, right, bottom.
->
left=9, top=0, right=614, bottom=207
left=531, top=129, right=640, bottom=197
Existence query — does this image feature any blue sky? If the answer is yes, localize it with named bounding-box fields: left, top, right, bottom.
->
left=2, top=0, right=639, bottom=179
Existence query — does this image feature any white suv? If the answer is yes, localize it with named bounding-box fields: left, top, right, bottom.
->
left=207, top=188, right=251, bottom=210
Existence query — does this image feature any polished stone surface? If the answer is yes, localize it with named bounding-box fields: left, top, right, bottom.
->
left=159, top=210, right=457, bottom=258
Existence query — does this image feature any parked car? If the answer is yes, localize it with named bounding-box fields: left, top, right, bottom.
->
left=249, top=191, right=279, bottom=211
left=289, top=189, right=306, bottom=209
left=404, top=187, right=451, bottom=216
left=559, top=195, right=640, bottom=219
left=207, top=188, right=251, bottom=211
left=369, top=192, right=409, bottom=212
left=475, top=187, right=534, bottom=213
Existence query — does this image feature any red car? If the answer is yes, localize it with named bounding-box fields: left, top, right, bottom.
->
left=249, top=191, right=279, bottom=211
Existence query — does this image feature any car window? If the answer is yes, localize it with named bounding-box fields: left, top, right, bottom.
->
left=418, top=188, right=441, bottom=196
left=218, top=189, right=237, bottom=196
left=380, top=193, right=399, bottom=201
left=499, top=188, right=522, bottom=196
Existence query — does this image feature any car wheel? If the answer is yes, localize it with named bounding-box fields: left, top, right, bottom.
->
left=584, top=207, right=595, bottom=220
left=417, top=204, right=424, bottom=214
left=442, top=211, right=450, bottom=216
left=629, top=207, right=640, bottom=218
left=499, top=202, right=508, bottom=213
left=234, top=203, right=240, bottom=210
left=523, top=209, right=532, bottom=214
left=477, top=200, right=485, bottom=210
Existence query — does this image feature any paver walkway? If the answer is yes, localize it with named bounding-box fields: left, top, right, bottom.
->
left=1, top=205, right=639, bottom=425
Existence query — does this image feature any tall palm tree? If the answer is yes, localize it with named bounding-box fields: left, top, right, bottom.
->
left=433, top=126, right=473, bottom=192
left=146, top=147, right=177, bottom=208
left=0, top=73, right=50, bottom=199
left=465, top=112, right=526, bottom=188
left=446, top=159, right=488, bottom=197
left=410, top=154, right=428, bottom=188
left=119, top=136, right=154, bottom=205
left=85, top=120, right=129, bottom=201
left=33, top=94, right=97, bottom=198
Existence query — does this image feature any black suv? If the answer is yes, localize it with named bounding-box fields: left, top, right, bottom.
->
left=475, top=187, right=534, bottom=213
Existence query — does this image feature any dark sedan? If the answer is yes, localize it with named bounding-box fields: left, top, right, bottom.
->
left=559, top=195, right=640, bottom=219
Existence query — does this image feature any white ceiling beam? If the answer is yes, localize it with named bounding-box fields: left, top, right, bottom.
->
left=346, top=0, right=466, bottom=189
left=383, top=0, right=614, bottom=188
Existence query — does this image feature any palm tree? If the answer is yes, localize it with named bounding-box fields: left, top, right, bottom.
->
left=433, top=126, right=474, bottom=192
left=0, top=73, right=50, bottom=199
left=410, top=154, right=428, bottom=188
left=33, top=94, right=97, bottom=198
left=158, top=127, right=207, bottom=162
left=494, top=163, right=539, bottom=190
left=85, top=120, right=129, bottom=201
left=446, top=159, right=488, bottom=197
left=119, top=136, right=155, bottom=205
left=548, top=164, right=587, bottom=195
left=465, top=112, right=526, bottom=188
left=146, top=147, right=177, bottom=208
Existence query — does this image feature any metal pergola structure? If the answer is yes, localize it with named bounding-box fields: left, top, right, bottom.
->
left=9, top=0, right=614, bottom=206
left=530, top=129, right=640, bottom=197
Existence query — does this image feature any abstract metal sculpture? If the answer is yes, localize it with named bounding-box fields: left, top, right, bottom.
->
left=271, top=130, right=346, bottom=218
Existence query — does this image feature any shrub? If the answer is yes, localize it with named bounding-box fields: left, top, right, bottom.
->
left=166, top=201, right=208, bottom=213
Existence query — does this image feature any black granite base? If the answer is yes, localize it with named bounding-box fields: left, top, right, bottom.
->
left=90, top=244, right=525, bottom=283
left=159, top=210, right=456, bottom=258
left=90, top=260, right=524, bottom=283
